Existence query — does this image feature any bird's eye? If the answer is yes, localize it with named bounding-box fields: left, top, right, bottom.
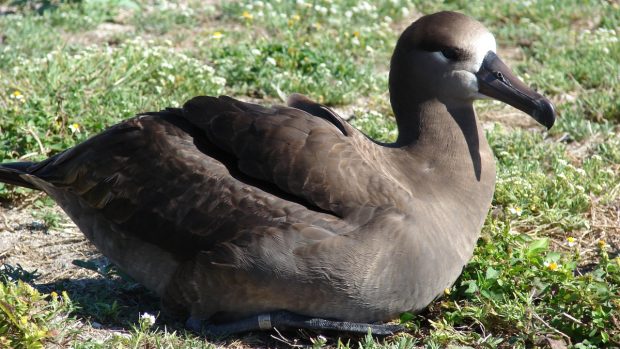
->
left=440, top=48, right=459, bottom=61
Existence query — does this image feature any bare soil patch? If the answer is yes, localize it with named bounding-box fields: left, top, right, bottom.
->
left=0, top=204, right=100, bottom=284
left=62, top=22, right=136, bottom=47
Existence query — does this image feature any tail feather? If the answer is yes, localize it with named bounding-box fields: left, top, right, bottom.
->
left=0, top=162, right=39, bottom=190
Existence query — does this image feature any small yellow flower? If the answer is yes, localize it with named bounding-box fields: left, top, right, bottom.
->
left=23, top=283, right=35, bottom=295
left=544, top=261, right=559, bottom=271
left=353, top=31, right=360, bottom=38
left=288, top=15, right=301, bottom=26
left=566, top=236, right=576, bottom=247
left=37, top=329, right=48, bottom=338
left=68, top=123, right=80, bottom=134
left=50, top=291, right=58, bottom=299
left=444, top=288, right=451, bottom=295
left=241, top=11, right=253, bottom=20
left=212, top=31, right=223, bottom=39
left=599, top=239, right=607, bottom=249
left=20, top=315, right=28, bottom=325
left=11, top=90, right=23, bottom=99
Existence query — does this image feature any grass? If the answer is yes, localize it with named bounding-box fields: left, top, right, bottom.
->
left=0, top=0, right=619, bottom=348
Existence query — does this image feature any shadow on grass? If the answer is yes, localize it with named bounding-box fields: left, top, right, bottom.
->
left=33, top=276, right=409, bottom=347
left=35, top=276, right=166, bottom=330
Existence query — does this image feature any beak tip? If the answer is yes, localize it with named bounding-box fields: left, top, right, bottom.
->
left=535, top=98, right=556, bottom=130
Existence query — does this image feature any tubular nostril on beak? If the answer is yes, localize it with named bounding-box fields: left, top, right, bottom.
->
left=493, top=71, right=510, bottom=86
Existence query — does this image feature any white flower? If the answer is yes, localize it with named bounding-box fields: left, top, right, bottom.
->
left=203, top=65, right=215, bottom=74
left=140, top=312, right=156, bottom=327
left=10, top=90, right=24, bottom=100
left=310, top=335, right=327, bottom=346
left=508, top=206, right=523, bottom=217
left=213, top=77, right=227, bottom=86
left=266, top=57, right=277, bottom=66
left=68, top=123, right=81, bottom=134
left=315, top=5, right=328, bottom=15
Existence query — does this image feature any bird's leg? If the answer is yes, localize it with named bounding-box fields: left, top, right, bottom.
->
left=186, top=311, right=404, bottom=337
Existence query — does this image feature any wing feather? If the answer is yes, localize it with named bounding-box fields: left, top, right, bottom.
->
left=27, top=112, right=347, bottom=257
left=182, top=96, right=409, bottom=219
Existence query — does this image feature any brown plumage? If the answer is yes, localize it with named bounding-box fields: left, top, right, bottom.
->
left=0, top=11, right=555, bottom=333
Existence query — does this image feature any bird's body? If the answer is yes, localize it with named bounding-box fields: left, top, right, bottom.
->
left=0, top=11, right=555, bottom=333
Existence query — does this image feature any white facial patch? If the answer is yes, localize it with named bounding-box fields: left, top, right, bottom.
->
left=469, top=32, right=496, bottom=72
left=453, top=70, right=484, bottom=99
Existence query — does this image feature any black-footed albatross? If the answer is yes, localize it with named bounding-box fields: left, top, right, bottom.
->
left=0, top=11, right=555, bottom=336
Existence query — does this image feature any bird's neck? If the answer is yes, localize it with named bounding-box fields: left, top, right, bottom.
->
left=396, top=99, right=488, bottom=170
left=386, top=82, right=496, bottom=255
left=387, top=77, right=496, bottom=212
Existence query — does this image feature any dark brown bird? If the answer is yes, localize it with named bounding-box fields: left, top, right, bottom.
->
left=0, top=11, right=555, bottom=335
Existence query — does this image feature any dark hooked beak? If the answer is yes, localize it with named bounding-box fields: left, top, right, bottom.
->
left=476, top=51, right=556, bottom=129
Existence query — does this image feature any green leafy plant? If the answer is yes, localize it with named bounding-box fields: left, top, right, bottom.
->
left=0, top=280, right=75, bottom=348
